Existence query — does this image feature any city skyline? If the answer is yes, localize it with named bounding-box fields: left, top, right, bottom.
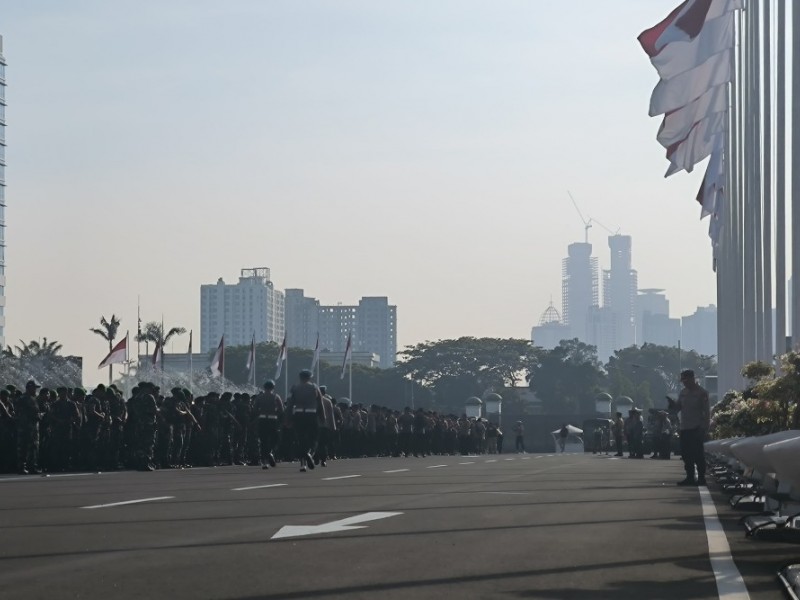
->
left=1, top=1, right=718, bottom=382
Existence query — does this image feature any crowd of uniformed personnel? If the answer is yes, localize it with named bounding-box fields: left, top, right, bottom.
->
left=0, top=370, right=507, bottom=475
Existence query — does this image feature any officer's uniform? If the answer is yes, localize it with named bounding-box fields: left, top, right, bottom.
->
left=255, top=389, right=284, bottom=467
left=288, top=379, right=322, bottom=470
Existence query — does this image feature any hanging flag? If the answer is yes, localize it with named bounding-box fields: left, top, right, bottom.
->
left=246, top=333, right=256, bottom=372
left=665, top=116, right=726, bottom=176
left=274, top=335, right=287, bottom=380
left=649, top=48, right=731, bottom=117
left=657, top=83, right=727, bottom=148
left=340, top=333, right=352, bottom=380
left=152, top=342, right=163, bottom=371
left=210, top=335, right=225, bottom=378
left=649, top=11, right=734, bottom=81
left=98, top=336, right=128, bottom=369
left=310, top=332, right=320, bottom=372
left=638, top=0, right=742, bottom=58
left=188, top=330, right=193, bottom=355
left=696, top=140, right=725, bottom=217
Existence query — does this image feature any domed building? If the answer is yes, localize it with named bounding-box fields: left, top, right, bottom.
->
left=531, top=301, right=571, bottom=350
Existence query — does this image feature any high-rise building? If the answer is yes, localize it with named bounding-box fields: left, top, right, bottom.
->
left=284, top=289, right=320, bottom=350
left=603, top=235, right=637, bottom=351
left=562, top=242, right=598, bottom=342
left=531, top=302, right=570, bottom=350
left=636, top=289, right=679, bottom=346
left=356, top=297, right=397, bottom=369
left=588, top=306, right=617, bottom=362
left=319, top=304, right=357, bottom=354
left=682, top=305, right=718, bottom=357
left=0, top=36, right=7, bottom=349
left=200, top=268, right=285, bottom=353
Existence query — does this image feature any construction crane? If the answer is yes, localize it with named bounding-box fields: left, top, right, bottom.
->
left=590, top=217, right=621, bottom=236
left=567, top=191, right=592, bottom=244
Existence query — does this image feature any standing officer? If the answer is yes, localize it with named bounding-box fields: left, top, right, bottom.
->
left=287, top=370, right=323, bottom=472
left=669, top=369, right=710, bottom=486
left=316, top=386, right=336, bottom=467
left=16, top=380, right=44, bottom=474
left=255, top=380, right=284, bottom=469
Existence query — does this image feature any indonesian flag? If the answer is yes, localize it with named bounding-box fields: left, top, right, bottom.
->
left=188, top=330, right=193, bottom=355
left=210, top=335, right=224, bottom=378
left=696, top=140, right=725, bottom=218
left=649, top=48, right=731, bottom=117
left=310, top=332, right=320, bottom=372
left=657, top=84, right=727, bottom=148
left=340, top=333, right=352, bottom=380
left=274, top=335, right=287, bottom=380
left=98, top=336, right=128, bottom=369
left=638, top=0, right=742, bottom=58
left=152, top=342, right=163, bottom=371
left=665, top=116, right=726, bottom=176
left=246, top=333, right=256, bottom=373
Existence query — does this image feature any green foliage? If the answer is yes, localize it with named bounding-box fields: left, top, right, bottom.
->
left=741, top=361, right=774, bottom=382
left=397, top=337, right=537, bottom=410
left=90, top=314, right=121, bottom=349
left=528, top=338, right=605, bottom=414
left=4, top=338, right=63, bottom=358
left=136, top=321, right=186, bottom=348
left=605, top=343, right=716, bottom=411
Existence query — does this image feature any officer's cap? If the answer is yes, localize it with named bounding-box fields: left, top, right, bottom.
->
left=263, top=379, right=276, bottom=389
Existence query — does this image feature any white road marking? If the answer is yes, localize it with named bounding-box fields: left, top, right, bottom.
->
left=322, top=475, right=362, bottom=481
left=459, top=461, right=476, bottom=465
left=698, top=487, right=751, bottom=599
left=427, top=464, right=448, bottom=469
left=0, top=472, right=100, bottom=483
left=485, top=459, right=497, bottom=463
left=232, top=483, right=288, bottom=491
left=482, top=491, right=530, bottom=495
left=81, top=496, right=174, bottom=509
left=504, top=458, right=516, bottom=461
left=383, top=469, right=409, bottom=473
left=521, top=457, right=532, bottom=460
left=272, top=512, right=403, bottom=540
left=535, top=456, right=544, bottom=459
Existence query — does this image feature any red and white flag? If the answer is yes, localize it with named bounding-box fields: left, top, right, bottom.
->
left=310, top=332, right=320, bottom=372
left=665, top=115, right=726, bottom=176
left=657, top=83, right=727, bottom=148
left=98, top=335, right=128, bottom=369
left=638, top=0, right=742, bottom=58
left=648, top=48, right=731, bottom=117
left=274, top=335, right=287, bottom=380
left=210, top=335, right=225, bottom=378
left=340, top=333, right=352, bottom=380
left=152, top=342, right=163, bottom=371
left=246, top=333, right=256, bottom=373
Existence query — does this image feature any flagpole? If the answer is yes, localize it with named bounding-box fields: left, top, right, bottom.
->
left=776, top=0, right=787, bottom=360
left=348, top=352, right=352, bottom=403
left=189, top=330, right=193, bottom=397
left=253, top=333, right=257, bottom=390
left=285, top=347, right=289, bottom=401
left=762, top=0, right=773, bottom=361
left=792, top=0, right=800, bottom=350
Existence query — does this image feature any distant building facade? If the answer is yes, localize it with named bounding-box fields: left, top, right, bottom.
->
left=200, top=268, right=285, bottom=353
left=284, top=289, right=320, bottom=350
left=531, top=302, right=570, bottom=350
left=603, top=235, right=637, bottom=351
left=682, top=305, right=718, bottom=357
left=562, top=242, right=598, bottom=342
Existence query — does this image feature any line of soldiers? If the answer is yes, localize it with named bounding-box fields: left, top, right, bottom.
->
left=0, top=371, right=508, bottom=475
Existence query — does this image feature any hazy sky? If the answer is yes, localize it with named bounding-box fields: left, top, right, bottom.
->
left=1, top=0, right=716, bottom=379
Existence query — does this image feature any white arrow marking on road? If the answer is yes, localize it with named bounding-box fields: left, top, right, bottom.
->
left=383, top=469, right=409, bottom=473
left=322, top=474, right=362, bottom=481
left=232, top=483, right=288, bottom=491
left=271, top=512, right=403, bottom=540
left=81, top=496, right=174, bottom=509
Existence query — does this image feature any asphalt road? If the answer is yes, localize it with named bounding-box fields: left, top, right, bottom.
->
left=0, top=453, right=794, bottom=599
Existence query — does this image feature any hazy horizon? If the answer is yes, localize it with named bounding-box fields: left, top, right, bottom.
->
left=1, top=0, right=717, bottom=381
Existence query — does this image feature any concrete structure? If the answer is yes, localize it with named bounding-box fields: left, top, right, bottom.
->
left=682, top=305, right=718, bottom=357
left=603, top=235, right=637, bottom=351
left=531, top=302, right=570, bottom=350
left=642, top=313, right=681, bottom=348
left=562, top=242, right=598, bottom=342
left=0, top=36, right=7, bottom=348
left=284, top=289, right=320, bottom=350
left=319, top=304, right=357, bottom=354
left=587, top=306, right=616, bottom=362
left=200, top=268, right=285, bottom=353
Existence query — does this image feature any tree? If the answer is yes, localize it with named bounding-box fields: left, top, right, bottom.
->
left=605, top=344, right=717, bottom=411
left=4, top=338, right=63, bottom=358
left=136, top=322, right=186, bottom=369
left=90, top=314, right=121, bottom=385
left=528, top=338, right=605, bottom=414
left=396, top=337, right=538, bottom=412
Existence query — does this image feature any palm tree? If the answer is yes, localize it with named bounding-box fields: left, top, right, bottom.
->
left=136, top=321, right=186, bottom=369
left=6, top=338, right=64, bottom=358
left=90, top=314, right=121, bottom=385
